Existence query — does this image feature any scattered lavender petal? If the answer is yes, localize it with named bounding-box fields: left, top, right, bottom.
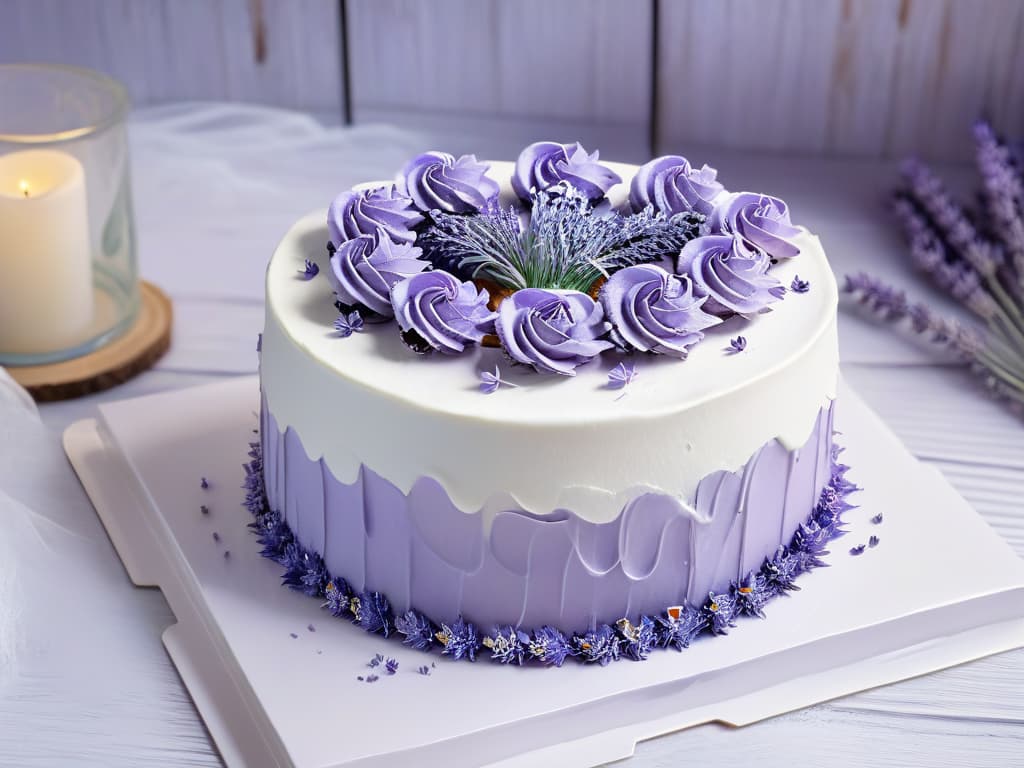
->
left=479, top=365, right=518, bottom=394
left=791, top=276, right=810, bottom=293
left=385, top=658, right=399, bottom=675
left=607, top=361, right=638, bottom=390
left=307, top=623, right=316, bottom=633
left=200, top=504, right=210, bottom=515
left=365, top=674, right=379, bottom=683
left=212, top=531, right=220, bottom=542
left=357, top=675, right=364, bottom=681
left=871, top=513, right=883, bottom=524
left=298, top=259, right=320, bottom=280
left=869, top=535, right=880, bottom=548
left=290, top=632, right=298, bottom=639
left=727, top=335, right=747, bottom=354
left=417, top=665, right=431, bottom=676
left=223, top=550, right=231, bottom=559
left=368, top=653, right=384, bottom=668
left=849, top=544, right=866, bottom=556
left=200, top=477, right=210, bottom=490
left=333, top=310, right=364, bottom=338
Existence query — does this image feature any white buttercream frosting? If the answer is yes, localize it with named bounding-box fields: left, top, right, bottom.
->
left=261, top=161, right=839, bottom=524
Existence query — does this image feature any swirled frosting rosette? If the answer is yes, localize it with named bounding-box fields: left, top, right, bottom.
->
left=629, top=155, right=725, bottom=217
left=495, top=288, right=613, bottom=375
left=390, top=270, right=497, bottom=354
left=676, top=234, right=786, bottom=317
left=328, top=231, right=427, bottom=318
left=397, top=151, right=500, bottom=214
left=328, top=184, right=423, bottom=246
left=600, top=264, right=721, bottom=358
left=710, top=192, right=802, bottom=260
left=512, top=141, right=622, bottom=202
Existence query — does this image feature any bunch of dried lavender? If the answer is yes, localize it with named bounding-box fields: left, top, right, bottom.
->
left=844, top=121, right=1024, bottom=416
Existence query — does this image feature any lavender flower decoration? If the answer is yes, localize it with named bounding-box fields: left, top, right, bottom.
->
left=601, top=265, right=721, bottom=358
left=656, top=605, right=706, bottom=651
left=495, top=288, right=613, bottom=375
left=763, top=546, right=802, bottom=595
left=607, top=361, right=638, bottom=390
left=630, top=155, right=726, bottom=217
left=333, top=310, right=364, bottom=338
left=328, top=231, right=427, bottom=318
left=483, top=626, right=531, bottom=665
left=328, top=184, right=423, bottom=246
left=528, top=626, right=573, bottom=667
left=390, top=270, right=496, bottom=354
left=479, top=365, right=517, bottom=394
left=512, top=141, right=622, bottom=201
left=733, top=572, right=771, bottom=619
left=435, top=618, right=481, bottom=661
left=354, top=591, right=394, bottom=637
left=710, top=192, right=803, bottom=260
left=616, top=617, right=658, bottom=661
left=727, top=335, right=747, bottom=354
left=298, top=259, right=320, bottom=280
left=678, top=235, right=785, bottom=317
left=395, top=610, right=435, bottom=651
left=703, top=592, right=738, bottom=635
left=572, top=625, right=621, bottom=665
left=420, top=184, right=703, bottom=293
left=398, top=151, right=499, bottom=214
left=385, top=657, right=399, bottom=675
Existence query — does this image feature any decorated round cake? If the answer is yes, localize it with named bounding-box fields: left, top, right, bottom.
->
left=248, top=142, right=853, bottom=666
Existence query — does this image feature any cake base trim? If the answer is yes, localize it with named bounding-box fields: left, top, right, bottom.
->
left=243, top=439, right=857, bottom=667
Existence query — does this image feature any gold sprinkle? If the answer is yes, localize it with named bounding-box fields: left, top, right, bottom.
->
left=738, top=586, right=753, bottom=594
left=580, top=641, right=591, bottom=650
left=435, top=630, right=448, bottom=645
left=482, top=636, right=495, bottom=649
left=710, top=602, right=719, bottom=612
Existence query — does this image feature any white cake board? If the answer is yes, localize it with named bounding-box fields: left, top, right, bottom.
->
left=64, top=376, right=1024, bottom=768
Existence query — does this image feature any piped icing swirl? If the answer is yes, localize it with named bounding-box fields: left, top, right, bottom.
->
left=328, top=231, right=427, bottom=317
left=391, top=271, right=496, bottom=354
left=328, top=184, right=423, bottom=246
left=676, top=234, right=786, bottom=316
left=630, top=155, right=725, bottom=217
left=710, top=192, right=802, bottom=260
left=512, top=141, right=622, bottom=201
left=600, top=264, right=721, bottom=358
left=495, top=288, right=613, bottom=375
left=398, top=152, right=499, bottom=214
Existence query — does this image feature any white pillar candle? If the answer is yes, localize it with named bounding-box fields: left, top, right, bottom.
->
left=0, top=148, right=93, bottom=356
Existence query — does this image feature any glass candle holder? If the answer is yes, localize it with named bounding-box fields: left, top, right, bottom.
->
left=0, top=63, right=139, bottom=365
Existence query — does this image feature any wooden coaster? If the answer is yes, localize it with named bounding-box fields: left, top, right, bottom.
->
left=9, top=281, right=172, bottom=402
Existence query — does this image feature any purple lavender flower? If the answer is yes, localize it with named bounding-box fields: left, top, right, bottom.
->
left=483, top=626, right=531, bottom=665
left=390, top=270, right=496, bottom=354
left=607, top=361, right=638, bottom=391
left=973, top=121, right=1024, bottom=272
left=791, top=276, right=810, bottom=293
left=398, top=151, right=499, bottom=214
left=395, top=610, right=435, bottom=651
left=354, top=591, right=394, bottom=637
left=527, top=626, right=572, bottom=667
left=385, top=657, right=399, bottom=675
left=328, top=230, right=427, bottom=318
left=733, top=572, right=771, bottom=619
left=762, top=546, right=802, bottom=596
left=494, top=288, right=613, bottom=375
left=435, top=617, right=481, bottom=662
left=322, top=580, right=353, bottom=618
left=615, top=617, right=658, bottom=661
left=850, top=544, right=866, bottom=556
left=298, top=259, right=320, bottom=280
left=601, top=264, right=721, bottom=357
left=678, top=235, right=785, bottom=316
left=630, top=155, right=726, bottom=216
left=571, top=625, right=621, bottom=665
left=478, top=365, right=517, bottom=395
left=709, top=192, right=802, bottom=260
left=333, top=310, right=364, bottom=338
left=328, top=184, right=423, bottom=246
left=512, top=141, right=622, bottom=201
left=656, top=605, right=706, bottom=650
left=727, top=335, right=747, bottom=354
left=702, top=592, right=737, bottom=635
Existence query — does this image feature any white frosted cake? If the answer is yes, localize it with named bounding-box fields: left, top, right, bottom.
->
left=248, top=143, right=852, bottom=666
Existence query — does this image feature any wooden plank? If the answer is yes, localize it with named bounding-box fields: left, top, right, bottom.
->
left=0, top=0, right=344, bottom=116
left=656, top=0, right=1024, bottom=161
left=346, top=0, right=652, bottom=156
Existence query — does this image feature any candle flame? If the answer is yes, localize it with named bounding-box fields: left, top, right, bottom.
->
left=19, top=180, right=29, bottom=198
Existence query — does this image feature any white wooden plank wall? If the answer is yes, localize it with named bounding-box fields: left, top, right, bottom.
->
left=656, top=0, right=1024, bottom=161
left=344, top=0, right=654, bottom=160
left=0, top=0, right=344, bottom=117
left=0, top=0, right=1021, bottom=160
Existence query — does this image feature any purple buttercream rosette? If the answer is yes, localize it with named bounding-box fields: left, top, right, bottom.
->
left=512, top=141, right=622, bottom=202
left=397, top=151, right=499, bottom=214
left=630, top=155, right=725, bottom=217
left=710, top=192, right=802, bottom=260
left=390, top=270, right=497, bottom=354
left=495, top=288, right=613, bottom=375
left=601, top=264, right=721, bottom=358
left=328, top=184, right=423, bottom=246
left=677, top=234, right=785, bottom=317
left=328, top=231, right=427, bottom=318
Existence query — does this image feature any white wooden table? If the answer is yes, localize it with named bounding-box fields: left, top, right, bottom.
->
left=1, top=104, right=1021, bottom=767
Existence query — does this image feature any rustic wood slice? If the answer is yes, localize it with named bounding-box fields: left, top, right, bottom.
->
left=9, top=281, right=172, bottom=402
